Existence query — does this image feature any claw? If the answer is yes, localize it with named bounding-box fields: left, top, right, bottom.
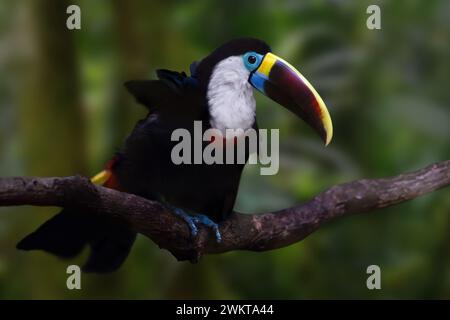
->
left=192, top=214, right=222, bottom=243
left=171, top=206, right=198, bottom=236
left=169, top=205, right=222, bottom=243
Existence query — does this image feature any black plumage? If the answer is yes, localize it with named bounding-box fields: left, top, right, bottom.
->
left=18, top=38, right=272, bottom=272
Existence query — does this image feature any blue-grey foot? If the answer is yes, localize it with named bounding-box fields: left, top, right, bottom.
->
left=170, top=206, right=222, bottom=243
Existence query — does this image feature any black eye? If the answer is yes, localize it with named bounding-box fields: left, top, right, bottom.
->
left=247, top=55, right=257, bottom=64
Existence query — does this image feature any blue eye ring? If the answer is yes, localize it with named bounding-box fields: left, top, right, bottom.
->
left=243, top=52, right=263, bottom=71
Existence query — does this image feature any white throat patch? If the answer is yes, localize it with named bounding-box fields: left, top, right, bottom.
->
left=207, top=56, right=256, bottom=135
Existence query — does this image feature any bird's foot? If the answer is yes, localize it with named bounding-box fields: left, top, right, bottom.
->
left=191, top=214, right=222, bottom=243
left=170, top=206, right=222, bottom=243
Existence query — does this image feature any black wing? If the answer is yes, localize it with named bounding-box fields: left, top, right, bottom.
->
left=124, top=68, right=202, bottom=114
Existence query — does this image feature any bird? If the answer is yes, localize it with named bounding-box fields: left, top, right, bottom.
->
left=16, top=38, right=333, bottom=273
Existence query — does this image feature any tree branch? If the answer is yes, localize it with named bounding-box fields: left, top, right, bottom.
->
left=1, top=160, right=449, bottom=262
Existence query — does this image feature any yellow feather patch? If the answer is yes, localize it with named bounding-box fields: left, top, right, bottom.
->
left=90, top=170, right=111, bottom=185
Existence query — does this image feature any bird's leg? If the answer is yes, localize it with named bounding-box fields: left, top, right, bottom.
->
left=169, top=205, right=199, bottom=236
left=166, top=204, right=222, bottom=243
left=192, top=214, right=222, bottom=243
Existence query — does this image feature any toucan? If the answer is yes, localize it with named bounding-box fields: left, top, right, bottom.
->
left=17, top=38, right=333, bottom=273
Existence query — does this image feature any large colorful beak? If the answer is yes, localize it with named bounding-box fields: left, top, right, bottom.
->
left=249, top=53, right=333, bottom=145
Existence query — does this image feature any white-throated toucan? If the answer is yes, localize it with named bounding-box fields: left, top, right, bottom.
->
left=17, top=38, right=333, bottom=273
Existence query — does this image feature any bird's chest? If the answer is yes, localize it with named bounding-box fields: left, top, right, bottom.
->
left=207, top=74, right=256, bottom=135
left=118, top=126, right=246, bottom=199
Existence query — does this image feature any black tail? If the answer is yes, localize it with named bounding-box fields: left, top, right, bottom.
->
left=17, top=209, right=136, bottom=273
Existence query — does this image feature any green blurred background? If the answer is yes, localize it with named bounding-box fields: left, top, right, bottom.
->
left=0, top=0, right=449, bottom=299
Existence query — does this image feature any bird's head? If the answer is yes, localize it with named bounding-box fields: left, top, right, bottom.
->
left=196, top=38, right=333, bottom=146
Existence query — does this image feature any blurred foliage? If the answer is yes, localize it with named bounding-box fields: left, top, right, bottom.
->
left=0, top=0, right=449, bottom=299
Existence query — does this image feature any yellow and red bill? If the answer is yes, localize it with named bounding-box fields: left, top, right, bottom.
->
left=249, top=52, right=333, bottom=146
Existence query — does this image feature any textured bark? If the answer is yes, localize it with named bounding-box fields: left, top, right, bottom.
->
left=0, top=160, right=449, bottom=262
